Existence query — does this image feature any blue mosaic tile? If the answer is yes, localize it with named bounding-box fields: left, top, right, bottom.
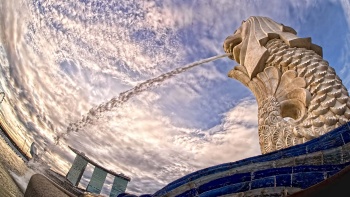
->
left=185, top=163, right=241, bottom=183
left=326, top=124, right=349, bottom=137
left=253, top=167, right=292, bottom=180
left=250, top=177, right=275, bottom=190
left=159, top=166, right=213, bottom=193
left=250, top=151, right=283, bottom=163
left=342, top=130, right=350, bottom=144
left=327, top=170, right=340, bottom=178
left=276, top=174, right=291, bottom=187
left=292, top=172, right=325, bottom=189
left=293, top=164, right=343, bottom=173
left=330, top=124, right=349, bottom=135
left=307, top=134, right=344, bottom=153
left=302, top=124, right=348, bottom=150
left=231, top=159, right=252, bottom=167
left=117, top=194, right=128, bottom=197
left=152, top=191, right=165, bottom=197
left=117, top=194, right=138, bottom=197
left=323, top=147, right=343, bottom=165
left=198, top=182, right=250, bottom=197
left=153, top=123, right=350, bottom=197
left=333, top=123, right=350, bottom=134
left=197, top=172, right=251, bottom=194
left=153, top=162, right=249, bottom=196
left=343, top=142, right=350, bottom=160
left=176, top=188, right=197, bottom=197
left=187, top=169, right=212, bottom=182
left=178, top=169, right=209, bottom=184
left=153, top=190, right=166, bottom=197
left=280, top=146, right=307, bottom=158
left=295, top=152, right=322, bottom=165
left=157, top=179, right=187, bottom=195
left=195, top=165, right=236, bottom=180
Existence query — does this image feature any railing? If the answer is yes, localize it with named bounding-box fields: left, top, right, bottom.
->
left=0, top=91, right=32, bottom=160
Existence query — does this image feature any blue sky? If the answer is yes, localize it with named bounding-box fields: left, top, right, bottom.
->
left=0, top=0, right=350, bottom=195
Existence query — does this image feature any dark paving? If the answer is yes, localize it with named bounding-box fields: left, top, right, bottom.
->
left=0, top=161, right=23, bottom=197
left=24, top=174, right=71, bottom=197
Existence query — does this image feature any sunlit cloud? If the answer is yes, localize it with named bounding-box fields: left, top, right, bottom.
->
left=0, top=0, right=349, bottom=196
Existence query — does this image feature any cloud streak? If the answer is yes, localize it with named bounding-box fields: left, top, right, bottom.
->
left=0, top=0, right=349, bottom=196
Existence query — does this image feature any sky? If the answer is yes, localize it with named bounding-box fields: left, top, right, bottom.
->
left=0, top=0, right=350, bottom=195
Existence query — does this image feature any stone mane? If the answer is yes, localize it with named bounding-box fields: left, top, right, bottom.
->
left=223, top=16, right=322, bottom=80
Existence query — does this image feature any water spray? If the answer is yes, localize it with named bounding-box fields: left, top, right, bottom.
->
left=56, top=53, right=230, bottom=144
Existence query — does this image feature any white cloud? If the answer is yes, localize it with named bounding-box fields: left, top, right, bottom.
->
left=339, top=0, right=350, bottom=87
left=1, top=0, right=349, bottom=196
left=60, top=97, right=260, bottom=194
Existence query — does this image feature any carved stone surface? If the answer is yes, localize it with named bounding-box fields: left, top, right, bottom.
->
left=224, top=16, right=350, bottom=154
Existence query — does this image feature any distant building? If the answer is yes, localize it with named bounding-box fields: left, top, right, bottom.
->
left=29, top=142, right=38, bottom=159
left=66, top=146, right=131, bottom=196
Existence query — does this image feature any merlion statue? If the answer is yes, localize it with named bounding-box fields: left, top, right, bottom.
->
left=224, top=16, right=350, bottom=154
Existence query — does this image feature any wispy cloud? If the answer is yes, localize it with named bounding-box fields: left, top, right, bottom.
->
left=339, top=0, right=350, bottom=87
left=0, top=0, right=349, bottom=196
left=64, top=98, right=259, bottom=194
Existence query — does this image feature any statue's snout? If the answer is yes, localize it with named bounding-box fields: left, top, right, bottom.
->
left=223, top=34, right=242, bottom=61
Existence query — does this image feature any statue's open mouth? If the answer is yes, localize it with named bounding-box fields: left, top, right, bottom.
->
left=223, top=34, right=242, bottom=62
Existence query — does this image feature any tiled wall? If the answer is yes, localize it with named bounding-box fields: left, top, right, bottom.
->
left=120, top=122, right=350, bottom=197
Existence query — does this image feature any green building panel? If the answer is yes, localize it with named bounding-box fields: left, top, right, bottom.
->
left=86, top=167, right=108, bottom=194
left=110, top=176, right=129, bottom=197
left=66, top=155, right=88, bottom=186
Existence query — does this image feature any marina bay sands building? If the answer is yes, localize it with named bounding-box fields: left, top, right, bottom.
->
left=66, top=146, right=131, bottom=196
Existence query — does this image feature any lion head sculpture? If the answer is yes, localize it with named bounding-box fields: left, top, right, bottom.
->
left=223, top=16, right=322, bottom=82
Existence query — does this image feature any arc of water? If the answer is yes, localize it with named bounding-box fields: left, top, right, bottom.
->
left=57, top=53, right=229, bottom=144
